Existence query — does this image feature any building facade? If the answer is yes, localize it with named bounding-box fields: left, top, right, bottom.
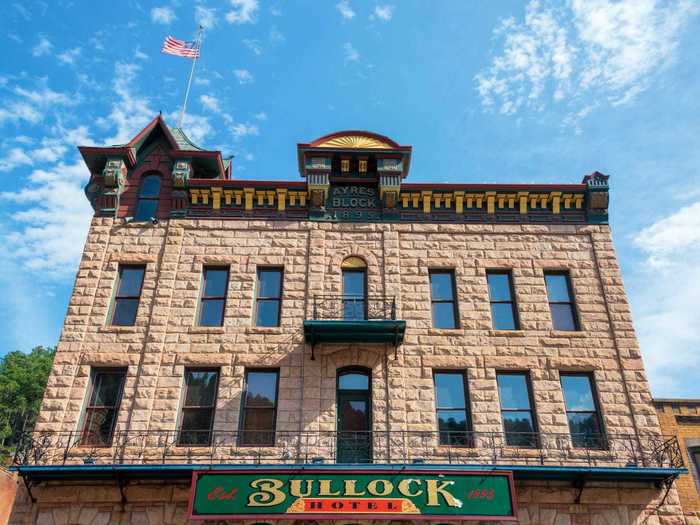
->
left=7, top=117, right=690, bottom=524
left=655, top=399, right=700, bottom=519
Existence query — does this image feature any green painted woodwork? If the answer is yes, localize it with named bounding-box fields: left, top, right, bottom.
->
left=190, top=470, right=515, bottom=519
left=303, top=320, right=406, bottom=345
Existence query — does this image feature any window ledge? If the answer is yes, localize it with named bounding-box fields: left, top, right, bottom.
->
left=189, top=326, right=225, bottom=334
left=435, top=446, right=479, bottom=453
left=488, top=330, right=527, bottom=337
left=549, top=330, right=587, bottom=338
left=245, top=326, right=284, bottom=334
left=426, top=328, right=464, bottom=335
left=99, top=326, right=140, bottom=334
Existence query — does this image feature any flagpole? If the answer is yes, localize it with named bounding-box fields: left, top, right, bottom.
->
left=178, top=25, right=203, bottom=129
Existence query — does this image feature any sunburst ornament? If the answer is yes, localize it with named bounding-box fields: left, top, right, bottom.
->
left=316, top=135, right=393, bottom=149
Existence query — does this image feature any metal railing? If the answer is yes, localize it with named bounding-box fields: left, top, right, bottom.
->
left=11, top=429, right=683, bottom=470
left=311, top=295, right=397, bottom=321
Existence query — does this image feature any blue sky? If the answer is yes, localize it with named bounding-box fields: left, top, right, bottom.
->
left=0, top=0, right=699, bottom=397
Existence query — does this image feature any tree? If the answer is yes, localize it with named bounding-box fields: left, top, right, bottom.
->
left=0, top=346, right=55, bottom=449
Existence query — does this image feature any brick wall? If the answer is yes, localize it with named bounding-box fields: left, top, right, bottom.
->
left=655, top=401, right=700, bottom=517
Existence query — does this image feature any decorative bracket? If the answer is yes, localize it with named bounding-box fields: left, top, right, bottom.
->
left=583, top=171, right=610, bottom=224
left=94, top=157, right=127, bottom=217
left=307, top=172, right=330, bottom=220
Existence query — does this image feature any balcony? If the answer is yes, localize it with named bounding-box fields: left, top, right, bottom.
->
left=10, top=429, right=684, bottom=485
left=303, top=295, right=406, bottom=350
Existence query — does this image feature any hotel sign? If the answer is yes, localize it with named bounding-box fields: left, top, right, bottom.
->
left=188, top=469, right=516, bottom=521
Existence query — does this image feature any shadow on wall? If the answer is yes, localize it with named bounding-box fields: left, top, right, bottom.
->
left=0, top=468, right=17, bottom=525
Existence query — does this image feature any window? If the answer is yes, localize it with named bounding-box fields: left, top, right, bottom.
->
left=429, top=270, right=459, bottom=329
left=337, top=368, right=372, bottom=463
left=691, top=449, right=700, bottom=491
left=198, top=267, right=229, bottom=326
left=240, top=370, right=279, bottom=446
left=110, top=265, right=145, bottom=326
left=178, top=369, right=219, bottom=446
left=496, top=372, right=538, bottom=447
left=80, top=369, right=126, bottom=446
left=544, top=271, right=579, bottom=331
left=134, top=174, right=161, bottom=221
left=433, top=371, right=472, bottom=446
left=487, top=271, right=519, bottom=330
left=343, top=267, right=367, bottom=321
left=255, top=268, right=283, bottom=327
left=560, top=373, right=605, bottom=449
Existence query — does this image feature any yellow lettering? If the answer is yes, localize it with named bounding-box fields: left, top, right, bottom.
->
left=318, top=479, right=341, bottom=496
left=367, top=479, right=393, bottom=496
left=426, top=479, right=458, bottom=507
left=398, top=479, right=423, bottom=497
left=247, top=479, right=286, bottom=507
left=344, top=479, right=366, bottom=496
left=289, top=479, right=313, bottom=498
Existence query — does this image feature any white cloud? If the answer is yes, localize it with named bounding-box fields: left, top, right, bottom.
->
left=635, top=201, right=700, bottom=268
left=234, top=69, right=254, bottom=84
left=269, top=27, right=285, bottom=43
left=134, top=48, right=149, bottom=60
left=179, top=113, right=212, bottom=144
left=0, top=102, right=42, bottom=126
left=194, top=77, right=211, bottom=86
left=0, top=84, right=74, bottom=128
left=476, top=0, right=698, bottom=124
left=104, top=62, right=154, bottom=145
left=30, top=138, right=68, bottom=163
left=14, top=86, right=74, bottom=106
left=32, top=36, right=52, bottom=57
left=1, top=160, right=93, bottom=277
left=0, top=148, right=33, bottom=172
left=195, top=5, right=218, bottom=28
left=232, top=122, right=259, bottom=139
left=371, top=5, right=394, bottom=21
left=57, top=47, right=81, bottom=65
left=243, top=38, right=262, bottom=55
left=200, top=94, right=221, bottom=113
left=343, top=42, right=360, bottom=62
left=253, top=111, right=267, bottom=121
left=336, top=0, right=356, bottom=20
left=632, top=201, right=700, bottom=395
left=151, top=6, right=177, bottom=24
left=226, top=0, right=258, bottom=24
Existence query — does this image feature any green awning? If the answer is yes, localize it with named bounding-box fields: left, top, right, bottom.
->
left=303, top=320, right=406, bottom=345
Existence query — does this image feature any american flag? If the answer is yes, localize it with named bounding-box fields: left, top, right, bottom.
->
left=161, top=36, right=200, bottom=58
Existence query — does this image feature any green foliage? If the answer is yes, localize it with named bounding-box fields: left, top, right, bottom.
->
left=0, top=346, right=55, bottom=445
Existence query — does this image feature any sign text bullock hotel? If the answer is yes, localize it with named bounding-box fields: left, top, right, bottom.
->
left=190, top=471, right=515, bottom=520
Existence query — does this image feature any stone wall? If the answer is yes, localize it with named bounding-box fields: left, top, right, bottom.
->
left=36, top=218, right=659, bottom=444
left=13, top=217, right=687, bottom=524
left=8, top=480, right=691, bottom=525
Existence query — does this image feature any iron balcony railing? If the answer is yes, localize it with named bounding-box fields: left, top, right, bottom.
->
left=311, top=295, right=397, bottom=321
left=10, top=429, right=683, bottom=470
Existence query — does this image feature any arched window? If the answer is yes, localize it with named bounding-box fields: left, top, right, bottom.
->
left=341, top=257, right=367, bottom=321
left=135, top=174, right=161, bottom=221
